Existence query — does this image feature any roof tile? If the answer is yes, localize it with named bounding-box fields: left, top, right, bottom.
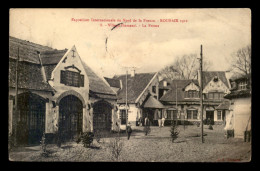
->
left=114, top=73, right=156, bottom=103
left=160, top=79, right=199, bottom=102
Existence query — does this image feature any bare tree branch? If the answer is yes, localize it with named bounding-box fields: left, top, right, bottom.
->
left=159, top=53, right=211, bottom=80
left=230, top=45, right=251, bottom=76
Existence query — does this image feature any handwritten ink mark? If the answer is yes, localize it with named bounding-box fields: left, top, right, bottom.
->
left=111, top=22, right=123, bottom=31
left=106, top=22, right=124, bottom=52
left=105, top=37, right=108, bottom=52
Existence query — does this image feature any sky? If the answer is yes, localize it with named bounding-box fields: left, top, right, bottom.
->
left=9, top=8, right=251, bottom=78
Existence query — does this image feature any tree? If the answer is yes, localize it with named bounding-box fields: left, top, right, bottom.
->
left=230, top=45, right=251, bottom=76
left=170, top=120, right=180, bottom=143
left=159, top=54, right=211, bottom=80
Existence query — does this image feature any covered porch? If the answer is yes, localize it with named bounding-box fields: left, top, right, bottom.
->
left=142, top=95, right=165, bottom=126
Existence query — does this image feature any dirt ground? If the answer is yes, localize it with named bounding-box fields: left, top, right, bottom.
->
left=9, top=125, right=251, bottom=162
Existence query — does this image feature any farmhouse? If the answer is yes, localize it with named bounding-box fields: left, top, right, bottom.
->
left=159, top=71, right=231, bottom=125
left=9, top=36, right=117, bottom=145
left=105, top=70, right=165, bottom=128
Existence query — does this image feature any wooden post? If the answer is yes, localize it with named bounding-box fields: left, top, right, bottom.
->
left=14, top=47, right=20, bottom=145
left=176, top=82, right=178, bottom=126
left=200, top=45, right=204, bottom=143
left=126, top=70, right=128, bottom=133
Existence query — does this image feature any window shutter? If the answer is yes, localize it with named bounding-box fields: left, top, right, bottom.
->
left=60, top=70, right=66, bottom=84
left=80, top=74, right=84, bottom=87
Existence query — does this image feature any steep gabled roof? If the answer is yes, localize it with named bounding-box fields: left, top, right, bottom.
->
left=9, top=36, right=55, bottom=91
left=114, top=73, right=157, bottom=103
left=224, top=89, right=251, bottom=99
left=9, top=36, right=54, bottom=64
left=40, top=50, right=67, bottom=80
left=160, top=79, right=200, bottom=102
left=9, top=36, right=116, bottom=97
left=41, top=49, right=67, bottom=65
left=158, top=78, right=172, bottom=89
left=216, top=100, right=230, bottom=110
left=9, top=58, right=53, bottom=91
left=104, top=77, right=121, bottom=88
left=82, top=62, right=116, bottom=96
left=143, top=95, right=165, bottom=108
left=202, top=71, right=229, bottom=89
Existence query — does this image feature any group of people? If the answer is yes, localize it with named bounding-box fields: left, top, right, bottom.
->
left=126, top=110, right=167, bottom=140
left=157, top=110, right=167, bottom=128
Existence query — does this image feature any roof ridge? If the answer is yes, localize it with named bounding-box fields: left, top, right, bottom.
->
left=9, top=36, right=54, bottom=50
left=82, top=61, right=116, bottom=95
left=203, top=71, right=226, bottom=73
left=115, top=72, right=156, bottom=77
left=171, top=79, right=196, bottom=81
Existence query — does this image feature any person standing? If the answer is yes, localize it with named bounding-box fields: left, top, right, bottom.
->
left=126, top=122, right=132, bottom=140
left=158, top=110, right=162, bottom=127
left=144, top=116, right=150, bottom=136
left=162, top=110, right=167, bottom=127
left=144, top=116, right=149, bottom=126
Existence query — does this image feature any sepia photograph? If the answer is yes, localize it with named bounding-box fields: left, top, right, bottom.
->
left=8, top=8, right=251, bottom=162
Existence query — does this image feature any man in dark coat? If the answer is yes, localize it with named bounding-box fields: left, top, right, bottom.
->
left=144, top=116, right=151, bottom=136
left=126, top=122, right=132, bottom=140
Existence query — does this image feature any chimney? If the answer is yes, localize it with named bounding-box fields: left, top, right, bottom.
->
left=119, top=79, right=123, bottom=89
left=163, top=80, right=167, bottom=87
left=37, top=51, right=47, bottom=82
left=130, top=68, right=135, bottom=77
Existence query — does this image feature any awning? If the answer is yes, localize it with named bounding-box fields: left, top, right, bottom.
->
left=216, top=100, right=230, bottom=110
left=143, top=96, right=165, bottom=109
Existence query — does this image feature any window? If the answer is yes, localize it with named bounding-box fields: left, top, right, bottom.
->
left=120, top=110, right=127, bottom=125
left=187, top=110, right=192, bottom=119
left=173, top=110, right=178, bottom=119
left=163, top=81, right=167, bottom=87
left=167, top=110, right=172, bottom=119
left=208, top=92, right=224, bottom=100
left=187, top=110, right=198, bottom=120
left=152, top=86, right=156, bottom=93
left=219, top=93, right=224, bottom=99
left=193, top=110, right=198, bottom=119
left=166, top=110, right=178, bottom=120
left=188, top=91, right=192, bottom=98
left=166, top=110, right=172, bottom=119
left=238, top=81, right=247, bottom=90
left=214, top=93, right=219, bottom=99
left=60, top=70, right=84, bottom=87
left=186, top=90, right=199, bottom=98
left=217, top=111, right=222, bottom=120
left=193, top=91, right=196, bottom=98
left=208, top=93, right=213, bottom=99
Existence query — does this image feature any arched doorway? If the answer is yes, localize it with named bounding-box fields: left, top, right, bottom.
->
left=16, top=92, right=46, bottom=145
left=59, top=95, right=83, bottom=141
left=93, top=100, right=112, bottom=130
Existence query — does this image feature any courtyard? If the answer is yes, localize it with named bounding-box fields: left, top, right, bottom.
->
left=9, top=125, right=251, bottom=162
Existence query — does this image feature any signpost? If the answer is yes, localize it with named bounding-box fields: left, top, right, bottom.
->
left=126, top=70, right=128, bottom=133
left=200, top=45, right=204, bottom=143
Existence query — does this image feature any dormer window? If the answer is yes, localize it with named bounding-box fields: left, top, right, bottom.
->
left=60, top=70, right=84, bottom=87
left=185, top=90, right=199, bottom=98
left=152, top=86, right=156, bottom=93
left=163, top=81, right=167, bottom=87
left=238, top=81, right=247, bottom=90
left=207, top=92, right=224, bottom=100
left=213, top=76, right=218, bottom=82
